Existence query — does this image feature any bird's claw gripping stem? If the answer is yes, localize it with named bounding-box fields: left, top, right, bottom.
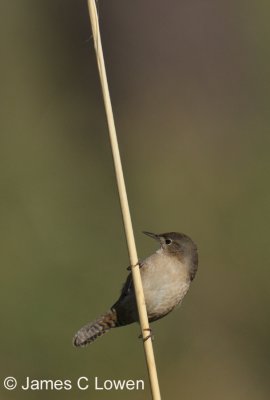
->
left=138, top=328, right=154, bottom=342
left=127, top=260, right=141, bottom=271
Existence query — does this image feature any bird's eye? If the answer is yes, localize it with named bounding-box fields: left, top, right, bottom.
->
left=165, top=239, right=172, bottom=245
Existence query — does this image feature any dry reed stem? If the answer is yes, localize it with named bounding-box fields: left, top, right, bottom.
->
left=86, top=1, right=161, bottom=399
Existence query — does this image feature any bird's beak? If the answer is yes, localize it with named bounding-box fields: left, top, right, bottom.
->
left=142, top=231, right=160, bottom=241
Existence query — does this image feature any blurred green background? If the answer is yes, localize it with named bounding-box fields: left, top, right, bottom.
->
left=1, top=1, right=270, bottom=399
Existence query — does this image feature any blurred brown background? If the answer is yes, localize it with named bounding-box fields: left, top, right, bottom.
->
left=1, top=1, right=269, bottom=399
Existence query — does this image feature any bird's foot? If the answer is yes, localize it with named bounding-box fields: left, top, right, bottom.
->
left=127, top=260, right=142, bottom=271
left=138, top=328, right=154, bottom=342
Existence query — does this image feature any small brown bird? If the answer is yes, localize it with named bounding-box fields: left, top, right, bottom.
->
left=73, top=231, right=198, bottom=347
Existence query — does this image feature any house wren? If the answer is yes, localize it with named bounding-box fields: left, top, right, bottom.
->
left=73, top=231, right=198, bottom=347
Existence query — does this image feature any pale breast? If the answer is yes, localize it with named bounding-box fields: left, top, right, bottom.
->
left=140, top=252, right=190, bottom=320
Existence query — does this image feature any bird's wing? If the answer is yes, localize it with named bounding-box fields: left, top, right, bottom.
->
left=121, top=272, right=134, bottom=296
left=112, top=261, right=144, bottom=308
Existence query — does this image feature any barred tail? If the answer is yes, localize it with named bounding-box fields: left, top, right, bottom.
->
left=73, top=309, right=118, bottom=347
